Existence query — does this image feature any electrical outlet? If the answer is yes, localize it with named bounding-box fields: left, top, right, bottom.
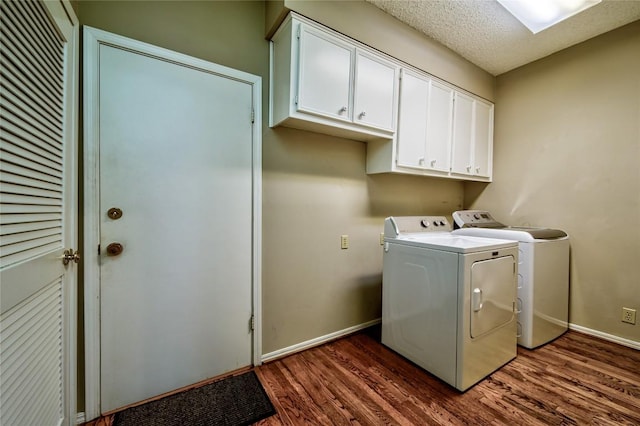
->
left=622, top=307, right=636, bottom=324
left=341, top=235, right=349, bottom=250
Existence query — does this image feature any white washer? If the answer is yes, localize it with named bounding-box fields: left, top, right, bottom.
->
left=381, top=216, right=519, bottom=391
left=452, top=210, right=570, bottom=349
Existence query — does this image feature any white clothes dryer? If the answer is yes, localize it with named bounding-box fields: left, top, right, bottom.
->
left=381, top=216, right=518, bottom=391
left=452, top=210, right=570, bottom=349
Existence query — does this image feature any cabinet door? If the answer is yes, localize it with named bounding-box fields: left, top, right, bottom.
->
left=426, top=81, right=453, bottom=172
left=396, top=71, right=429, bottom=168
left=451, top=92, right=474, bottom=175
left=297, top=24, right=353, bottom=122
left=353, top=51, right=398, bottom=131
left=473, top=100, right=493, bottom=178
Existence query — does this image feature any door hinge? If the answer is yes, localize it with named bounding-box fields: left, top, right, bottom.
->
left=98, top=244, right=100, bottom=255
left=250, top=315, right=255, bottom=331
left=296, top=25, right=301, bottom=39
left=294, top=95, right=298, bottom=105
left=251, top=109, right=255, bottom=123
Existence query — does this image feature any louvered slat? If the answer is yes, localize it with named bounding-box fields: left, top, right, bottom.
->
left=0, top=0, right=65, bottom=270
left=2, top=81, right=63, bottom=137
left=1, top=292, right=59, bottom=378
left=0, top=40, right=63, bottom=115
left=0, top=204, right=62, bottom=214
left=1, top=122, right=63, bottom=162
left=0, top=6, right=63, bottom=103
left=1, top=159, right=63, bottom=186
left=1, top=181, right=62, bottom=200
left=1, top=221, right=61, bottom=236
left=0, top=64, right=63, bottom=129
left=0, top=242, right=61, bottom=267
left=20, top=0, right=65, bottom=62
left=9, top=0, right=63, bottom=74
left=1, top=106, right=65, bottom=159
left=1, top=227, right=61, bottom=247
left=0, top=279, right=63, bottom=426
left=0, top=213, right=60, bottom=225
left=1, top=3, right=63, bottom=96
left=0, top=171, right=62, bottom=192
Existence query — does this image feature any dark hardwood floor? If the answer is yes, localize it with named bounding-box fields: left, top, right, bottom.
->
left=255, top=329, right=640, bottom=425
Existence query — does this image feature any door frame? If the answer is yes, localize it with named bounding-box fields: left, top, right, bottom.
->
left=82, top=26, right=262, bottom=420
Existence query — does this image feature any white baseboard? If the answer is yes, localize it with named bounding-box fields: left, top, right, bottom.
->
left=76, top=412, right=86, bottom=424
left=261, top=318, right=381, bottom=363
left=569, top=323, right=640, bottom=350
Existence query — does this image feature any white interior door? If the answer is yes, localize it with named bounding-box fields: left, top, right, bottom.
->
left=0, top=1, right=78, bottom=425
left=83, top=28, right=261, bottom=415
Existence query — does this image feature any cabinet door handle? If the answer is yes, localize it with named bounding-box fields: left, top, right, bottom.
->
left=339, top=106, right=348, bottom=114
left=475, top=167, right=480, bottom=173
left=359, top=111, right=366, bottom=119
left=466, top=165, right=471, bottom=172
left=430, top=160, right=436, bottom=167
left=418, top=157, right=425, bottom=165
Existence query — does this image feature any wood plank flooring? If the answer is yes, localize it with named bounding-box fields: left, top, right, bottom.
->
left=255, top=329, right=640, bottom=425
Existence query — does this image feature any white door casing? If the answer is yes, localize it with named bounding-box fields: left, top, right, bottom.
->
left=0, top=0, right=78, bottom=425
left=83, top=27, right=262, bottom=418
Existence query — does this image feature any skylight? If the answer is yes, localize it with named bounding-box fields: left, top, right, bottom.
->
left=497, top=0, right=602, bottom=34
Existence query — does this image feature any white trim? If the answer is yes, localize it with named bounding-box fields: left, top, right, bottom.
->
left=261, top=319, right=382, bottom=363
left=82, top=26, right=102, bottom=421
left=82, top=26, right=262, bottom=420
left=76, top=412, right=85, bottom=425
left=252, top=78, right=263, bottom=367
left=569, top=323, right=640, bottom=350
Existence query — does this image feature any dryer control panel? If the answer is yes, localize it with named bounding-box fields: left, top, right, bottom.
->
left=384, top=216, right=451, bottom=238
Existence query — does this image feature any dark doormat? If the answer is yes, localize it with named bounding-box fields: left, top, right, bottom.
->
left=114, top=371, right=276, bottom=426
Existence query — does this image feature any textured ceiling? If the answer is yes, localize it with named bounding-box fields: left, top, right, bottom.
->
left=365, top=0, right=640, bottom=75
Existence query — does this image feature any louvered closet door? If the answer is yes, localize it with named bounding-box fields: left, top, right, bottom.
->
left=0, top=1, right=78, bottom=425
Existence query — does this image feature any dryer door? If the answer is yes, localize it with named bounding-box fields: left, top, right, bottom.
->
left=470, top=255, right=516, bottom=338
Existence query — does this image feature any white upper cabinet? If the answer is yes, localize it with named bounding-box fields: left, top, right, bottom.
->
left=473, top=100, right=493, bottom=178
left=270, top=13, right=399, bottom=141
left=451, top=92, right=474, bottom=175
left=451, top=92, right=493, bottom=179
left=425, top=80, right=454, bottom=172
left=270, top=12, right=494, bottom=182
left=353, top=51, right=398, bottom=131
left=396, top=71, right=453, bottom=172
left=297, top=25, right=353, bottom=123
left=396, top=70, right=430, bottom=169
left=367, top=67, right=493, bottom=182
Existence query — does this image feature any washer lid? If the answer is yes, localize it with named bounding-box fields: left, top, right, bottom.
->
left=452, top=227, right=567, bottom=242
left=389, top=233, right=517, bottom=253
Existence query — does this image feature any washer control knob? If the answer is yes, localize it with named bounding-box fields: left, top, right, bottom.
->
left=473, top=213, right=480, bottom=220
left=439, top=220, right=446, bottom=226
left=420, top=219, right=430, bottom=228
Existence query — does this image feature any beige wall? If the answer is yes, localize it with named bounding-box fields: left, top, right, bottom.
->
left=78, top=0, right=473, bottom=358
left=466, top=21, right=640, bottom=342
